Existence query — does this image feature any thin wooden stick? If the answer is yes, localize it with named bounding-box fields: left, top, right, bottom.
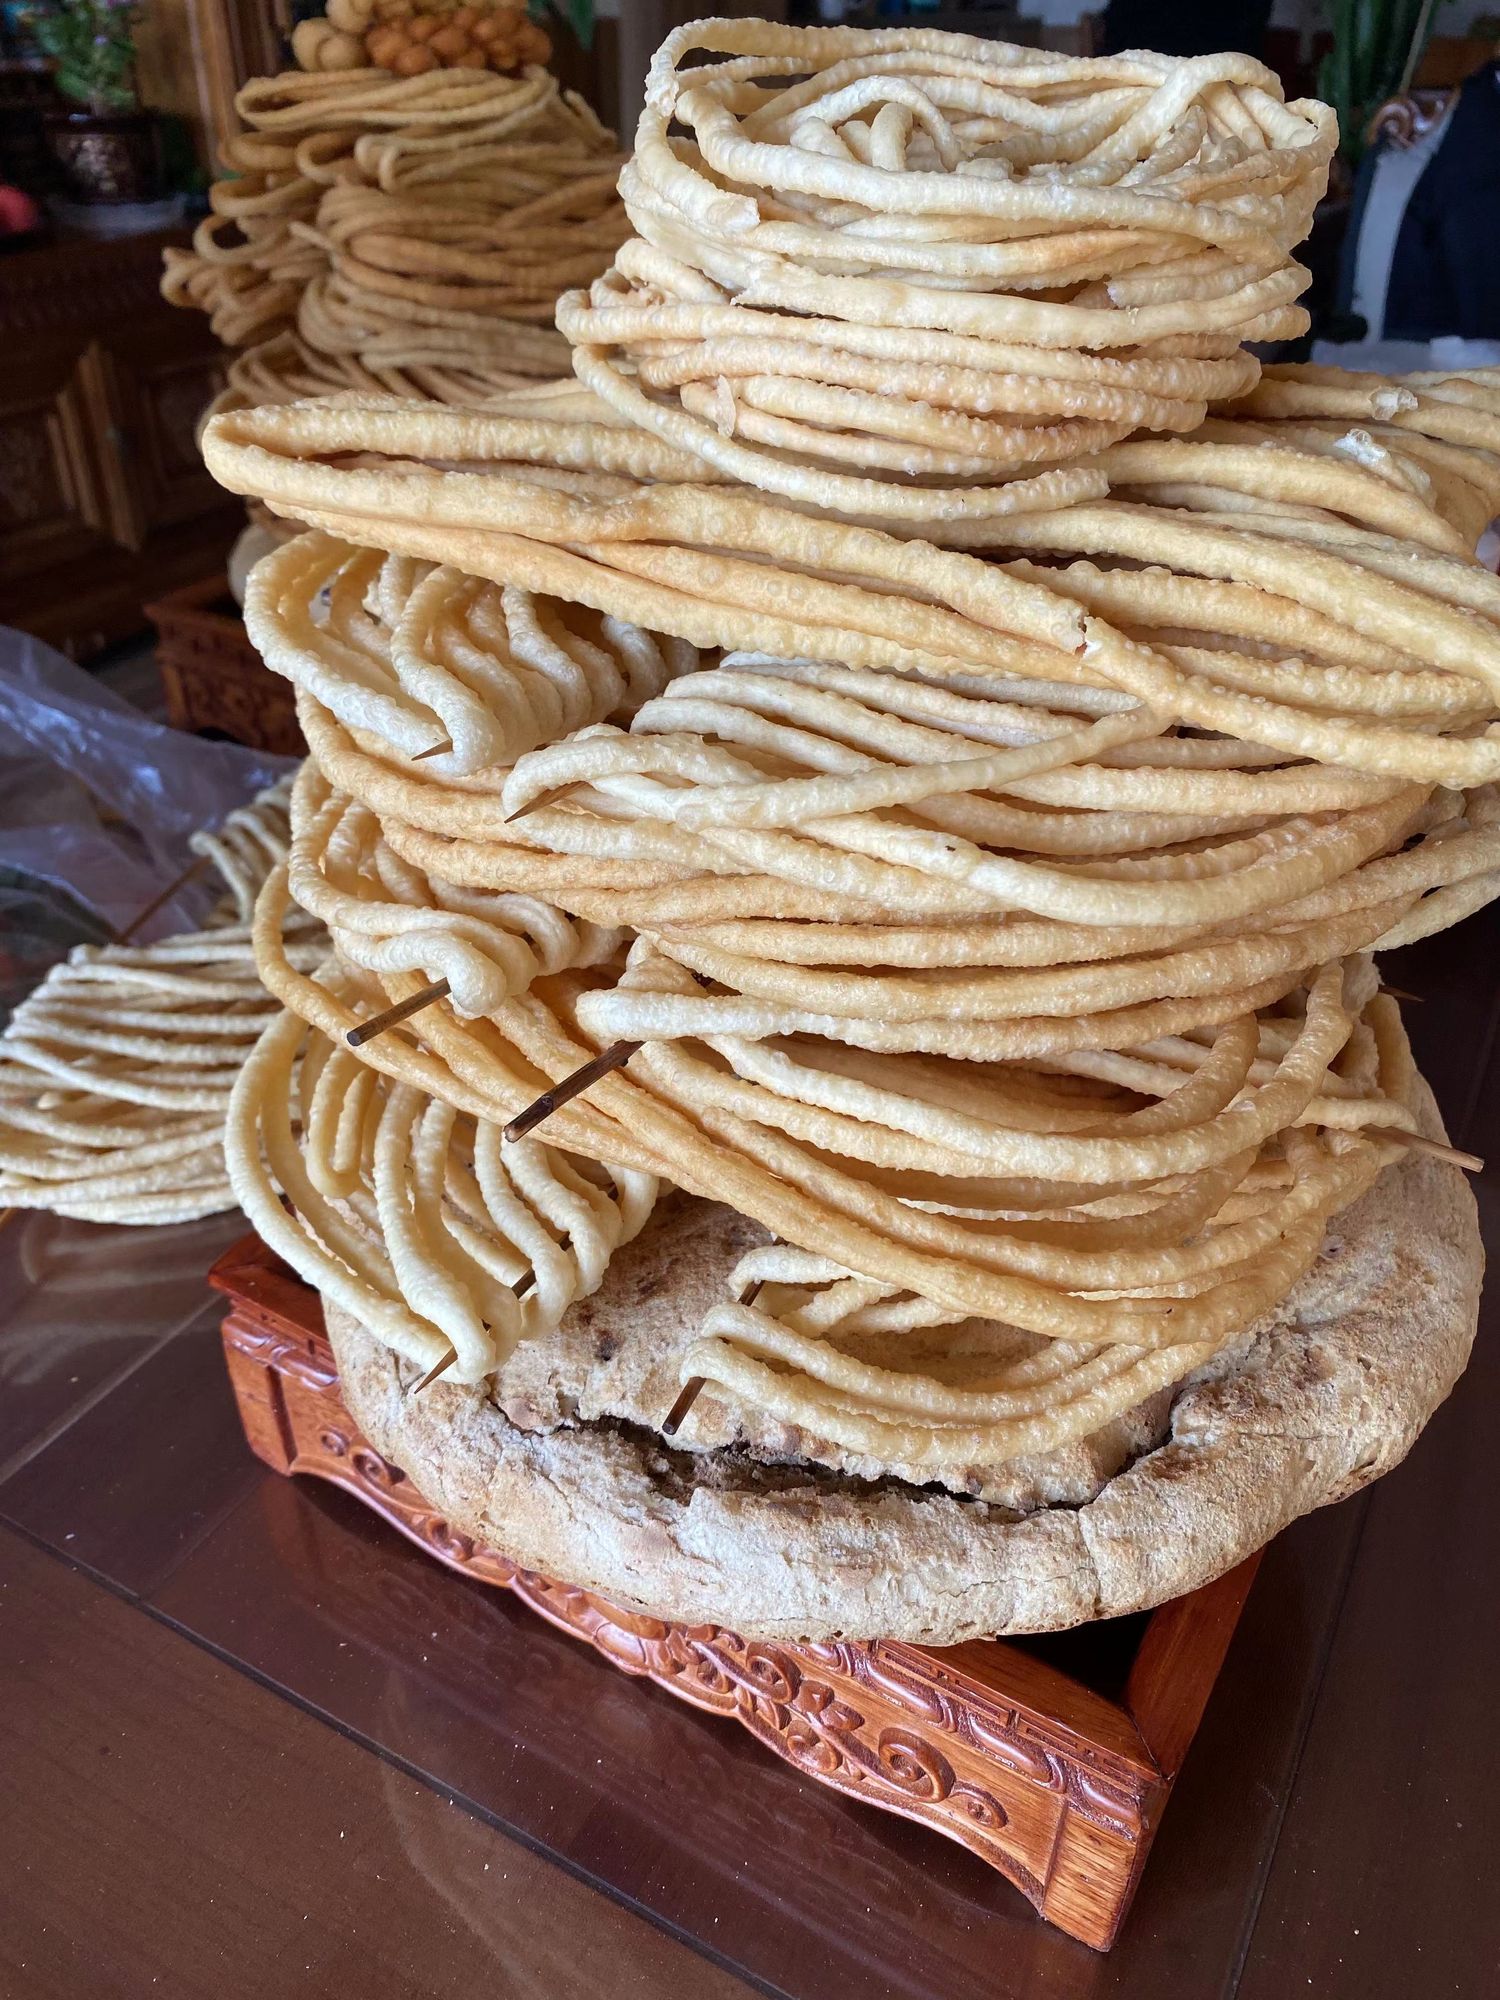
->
left=1366, top=1125, right=1483, bottom=1173
left=115, top=852, right=214, bottom=944
left=503, top=1040, right=641, bottom=1142
left=0, top=1207, right=16, bottom=1235
left=411, top=1347, right=456, bottom=1393
left=409, top=1278, right=531, bottom=1397
left=347, top=978, right=451, bottom=1048
left=1378, top=983, right=1424, bottom=1004
left=660, top=1376, right=704, bottom=1437
left=661, top=1275, right=765, bottom=1437
left=412, top=739, right=452, bottom=761
left=502, top=782, right=580, bottom=826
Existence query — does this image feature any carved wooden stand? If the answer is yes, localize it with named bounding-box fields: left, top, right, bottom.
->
left=210, top=1234, right=1260, bottom=1953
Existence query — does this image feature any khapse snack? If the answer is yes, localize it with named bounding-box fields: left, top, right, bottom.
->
left=241, top=621, right=1491, bottom=1428
left=0, top=777, right=321, bottom=1225
left=203, top=387, right=1500, bottom=786
left=203, top=400, right=1496, bottom=1631
left=192, top=9, right=1491, bottom=1627
left=226, top=588, right=1472, bottom=1456
left=188, top=771, right=300, bottom=920
left=286, top=763, right=625, bottom=1014
left=556, top=20, right=1335, bottom=518
left=229, top=1000, right=656, bottom=1381
left=245, top=532, right=699, bottom=771
left=226, top=524, right=1489, bottom=1384
left=207, top=331, right=517, bottom=423
left=162, top=58, right=625, bottom=396
left=261, top=562, right=1500, bottom=1017
left=204, top=375, right=1496, bottom=1336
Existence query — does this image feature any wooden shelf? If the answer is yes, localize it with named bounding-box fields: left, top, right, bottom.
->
left=0, top=227, right=241, bottom=660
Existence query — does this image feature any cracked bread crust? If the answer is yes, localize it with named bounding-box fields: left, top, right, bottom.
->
left=488, top=1193, right=1177, bottom=1512
left=325, top=1078, right=1482, bottom=1642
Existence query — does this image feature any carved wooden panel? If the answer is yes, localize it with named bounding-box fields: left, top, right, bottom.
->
left=0, top=345, right=112, bottom=587
left=210, top=1233, right=1261, bottom=1954
left=0, top=231, right=241, bottom=659
left=0, top=229, right=195, bottom=342
left=83, top=329, right=226, bottom=554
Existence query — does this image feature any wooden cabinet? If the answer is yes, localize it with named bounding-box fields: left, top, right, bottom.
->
left=0, top=340, right=112, bottom=584
left=0, top=229, right=242, bottom=659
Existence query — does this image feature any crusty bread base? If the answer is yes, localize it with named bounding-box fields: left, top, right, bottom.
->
left=326, top=1079, right=1482, bottom=1642
left=489, top=1194, right=1176, bottom=1512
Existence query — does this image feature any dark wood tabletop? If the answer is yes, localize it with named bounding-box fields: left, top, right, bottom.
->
left=2, top=907, right=1497, bottom=2000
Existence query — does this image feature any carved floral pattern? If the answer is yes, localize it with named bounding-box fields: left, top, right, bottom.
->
left=0, top=422, right=56, bottom=528
left=226, top=1316, right=340, bottom=1391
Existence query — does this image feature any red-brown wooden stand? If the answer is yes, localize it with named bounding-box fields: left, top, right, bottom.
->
left=210, top=1233, right=1260, bottom=1953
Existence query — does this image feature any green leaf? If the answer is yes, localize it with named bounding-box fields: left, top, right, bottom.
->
left=54, top=67, right=96, bottom=106
left=533, top=0, right=593, bottom=49
left=1351, top=0, right=1384, bottom=102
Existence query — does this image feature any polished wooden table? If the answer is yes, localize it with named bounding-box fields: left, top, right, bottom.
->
left=2, top=909, right=1497, bottom=2000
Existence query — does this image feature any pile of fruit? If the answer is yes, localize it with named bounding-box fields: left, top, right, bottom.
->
left=292, top=0, right=552, bottom=76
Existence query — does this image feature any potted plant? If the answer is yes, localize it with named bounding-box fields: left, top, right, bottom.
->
left=34, top=0, right=162, bottom=203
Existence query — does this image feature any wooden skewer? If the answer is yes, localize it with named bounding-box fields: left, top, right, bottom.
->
left=502, top=783, right=575, bottom=826
left=412, top=739, right=453, bottom=761
left=347, top=979, right=451, bottom=1048
left=0, top=1207, right=17, bottom=1236
left=1365, top=1125, right=1483, bottom=1173
left=411, top=1347, right=457, bottom=1393
left=660, top=1376, right=704, bottom=1437
left=1378, top=983, right=1424, bottom=1004
left=409, top=1275, right=534, bottom=1398
left=115, top=852, right=214, bottom=944
left=503, top=1040, right=641, bottom=1142
left=661, top=1275, right=766, bottom=1437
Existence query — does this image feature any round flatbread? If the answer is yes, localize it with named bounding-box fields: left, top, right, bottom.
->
left=326, top=1078, right=1481, bottom=1642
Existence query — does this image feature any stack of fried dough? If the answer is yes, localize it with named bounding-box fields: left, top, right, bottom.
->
left=559, top=21, right=1336, bottom=520
left=202, top=22, right=1500, bottom=1488
left=0, top=777, right=322, bottom=1226
left=162, top=55, right=627, bottom=409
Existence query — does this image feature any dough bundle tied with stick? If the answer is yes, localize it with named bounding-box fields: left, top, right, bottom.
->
left=0, top=777, right=322, bottom=1225
left=197, top=19, right=1492, bottom=1642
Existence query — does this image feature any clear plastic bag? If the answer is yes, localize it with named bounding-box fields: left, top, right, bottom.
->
left=0, top=627, right=294, bottom=991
